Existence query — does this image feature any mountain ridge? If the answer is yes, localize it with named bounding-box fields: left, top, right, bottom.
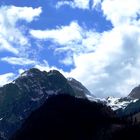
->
left=11, top=94, right=140, bottom=140
left=0, top=68, right=91, bottom=139
left=11, top=94, right=116, bottom=140
left=1, top=68, right=140, bottom=139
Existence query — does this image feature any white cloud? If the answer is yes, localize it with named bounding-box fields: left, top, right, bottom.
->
left=0, top=5, right=42, bottom=54
left=59, top=55, right=74, bottom=65
left=56, top=0, right=90, bottom=10
left=18, top=69, right=26, bottom=74
left=31, top=21, right=100, bottom=51
left=0, top=73, right=15, bottom=87
left=7, top=6, right=42, bottom=23
left=93, top=0, right=102, bottom=8
left=34, top=60, right=69, bottom=76
left=35, top=60, right=53, bottom=71
left=1, top=57, right=36, bottom=65
left=0, top=36, right=18, bottom=54
left=30, top=21, right=82, bottom=45
left=56, top=1, right=74, bottom=9
left=95, top=0, right=140, bottom=26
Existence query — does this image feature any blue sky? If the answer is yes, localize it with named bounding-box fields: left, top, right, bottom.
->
left=0, top=0, right=140, bottom=97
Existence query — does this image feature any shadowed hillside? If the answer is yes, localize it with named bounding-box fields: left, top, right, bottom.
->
left=11, top=94, right=116, bottom=140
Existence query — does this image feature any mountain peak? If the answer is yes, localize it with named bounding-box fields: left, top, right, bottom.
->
left=67, top=77, right=92, bottom=97
left=48, top=69, right=61, bottom=74
left=20, top=68, right=63, bottom=78
left=0, top=68, right=90, bottom=139
left=128, top=85, right=140, bottom=99
left=28, top=68, right=41, bottom=73
left=20, top=68, right=42, bottom=77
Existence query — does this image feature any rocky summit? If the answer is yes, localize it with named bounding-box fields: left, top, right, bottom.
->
left=129, top=85, right=140, bottom=99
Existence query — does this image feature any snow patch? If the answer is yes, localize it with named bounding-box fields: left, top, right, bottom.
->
left=20, top=72, right=28, bottom=77
left=106, top=97, right=138, bottom=111
left=86, top=95, right=138, bottom=111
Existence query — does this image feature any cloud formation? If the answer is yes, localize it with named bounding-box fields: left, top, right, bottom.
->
left=30, top=21, right=100, bottom=65
left=0, top=73, right=15, bottom=87
left=69, top=24, right=140, bottom=97
left=56, top=0, right=90, bottom=10
left=30, top=21, right=82, bottom=46
left=0, top=5, right=42, bottom=55
left=30, top=0, right=140, bottom=97
left=1, top=1, right=140, bottom=98
left=1, top=57, right=37, bottom=65
left=100, top=0, right=140, bottom=26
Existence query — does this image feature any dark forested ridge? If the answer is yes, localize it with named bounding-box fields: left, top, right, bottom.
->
left=11, top=94, right=115, bottom=140
left=11, top=94, right=140, bottom=140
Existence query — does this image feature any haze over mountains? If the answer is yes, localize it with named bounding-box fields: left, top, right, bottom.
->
left=0, top=68, right=140, bottom=139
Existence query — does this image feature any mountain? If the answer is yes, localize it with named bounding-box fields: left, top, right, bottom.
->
left=103, top=85, right=140, bottom=116
left=1, top=68, right=140, bottom=140
left=105, top=84, right=140, bottom=112
left=11, top=94, right=140, bottom=140
left=129, top=85, right=140, bottom=99
left=2, top=67, right=140, bottom=139
left=0, top=68, right=88, bottom=139
left=117, top=98, right=140, bottom=117
left=67, top=77, right=92, bottom=97
left=11, top=94, right=116, bottom=140
left=116, top=85, right=140, bottom=117
left=106, top=97, right=137, bottom=111
left=85, top=95, right=137, bottom=111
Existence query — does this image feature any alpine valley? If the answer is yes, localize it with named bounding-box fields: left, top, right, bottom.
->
left=1, top=68, right=140, bottom=140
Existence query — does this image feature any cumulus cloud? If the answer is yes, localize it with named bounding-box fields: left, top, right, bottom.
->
left=0, top=5, right=42, bottom=54
left=1, top=57, right=37, bottom=65
left=30, top=21, right=82, bottom=45
left=7, top=6, right=42, bottom=23
left=94, top=0, right=140, bottom=26
left=55, top=0, right=90, bottom=10
left=0, top=73, right=15, bottom=87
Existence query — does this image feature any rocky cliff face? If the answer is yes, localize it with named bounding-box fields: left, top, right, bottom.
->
left=67, top=77, right=92, bottom=98
left=129, top=85, right=140, bottom=99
